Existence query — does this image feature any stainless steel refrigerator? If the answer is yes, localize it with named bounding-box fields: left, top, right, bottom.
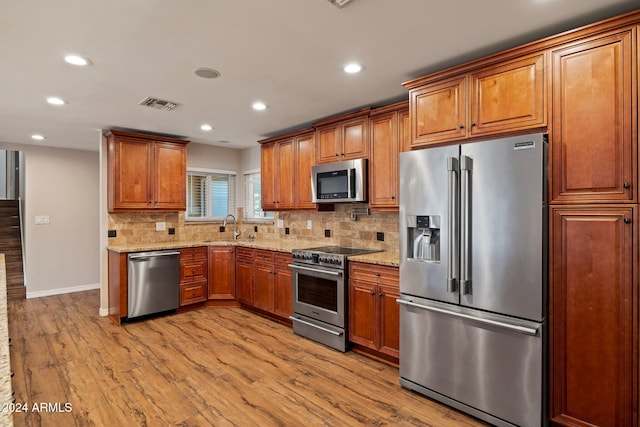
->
left=398, top=133, right=547, bottom=427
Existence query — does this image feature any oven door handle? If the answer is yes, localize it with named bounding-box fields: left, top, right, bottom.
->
left=289, top=316, right=344, bottom=336
left=288, top=264, right=343, bottom=277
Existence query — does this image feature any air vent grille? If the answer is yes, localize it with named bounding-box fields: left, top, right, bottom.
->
left=328, top=0, right=354, bottom=8
left=138, top=96, right=178, bottom=111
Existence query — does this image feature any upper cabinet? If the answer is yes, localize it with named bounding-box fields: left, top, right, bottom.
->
left=314, top=108, right=371, bottom=164
left=404, top=52, right=546, bottom=148
left=550, top=27, right=636, bottom=204
left=369, top=101, right=408, bottom=211
left=259, top=128, right=325, bottom=211
left=105, top=130, right=188, bottom=212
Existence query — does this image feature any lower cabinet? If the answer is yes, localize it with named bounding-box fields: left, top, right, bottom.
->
left=348, top=262, right=400, bottom=361
left=234, top=247, right=292, bottom=321
left=208, top=246, right=235, bottom=300
left=179, top=247, right=208, bottom=306
left=235, top=247, right=255, bottom=305
left=550, top=206, right=636, bottom=426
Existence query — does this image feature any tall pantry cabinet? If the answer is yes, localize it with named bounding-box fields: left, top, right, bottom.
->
left=548, top=25, right=637, bottom=426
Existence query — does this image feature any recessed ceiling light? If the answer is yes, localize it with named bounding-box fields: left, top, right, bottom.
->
left=200, top=124, right=213, bottom=131
left=194, top=68, right=221, bottom=79
left=217, top=140, right=230, bottom=144
left=252, top=101, right=267, bottom=111
left=64, top=54, right=91, bottom=66
left=343, top=63, right=363, bottom=74
left=46, top=97, right=66, bottom=105
left=31, top=134, right=45, bottom=141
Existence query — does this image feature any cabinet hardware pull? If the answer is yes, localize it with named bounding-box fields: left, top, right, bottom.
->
left=623, top=182, right=630, bottom=189
left=379, top=293, right=383, bottom=297
left=370, top=291, right=375, bottom=295
left=375, top=273, right=380, bottom=277
left=391, top=195, right=396, bottom=200
left=335, top=153, right=339, bottom=157
left=459, top=124, right=464, bottom=129
left=624, top=217, right=631, bottom=224
left=471, top=121, right=476, bottom=127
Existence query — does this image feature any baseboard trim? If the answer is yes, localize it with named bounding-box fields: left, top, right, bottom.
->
left=27, top=283, right=100, bottom=299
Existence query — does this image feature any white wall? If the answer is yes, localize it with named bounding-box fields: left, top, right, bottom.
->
left=0, top=142, right=100, bottom=298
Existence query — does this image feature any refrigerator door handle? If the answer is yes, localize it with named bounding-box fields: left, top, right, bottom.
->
left=447, top=157, right=459, bottom=293
left=396, top=299, right=539, bottom=336
left=460, top=155, right=472, bottom=295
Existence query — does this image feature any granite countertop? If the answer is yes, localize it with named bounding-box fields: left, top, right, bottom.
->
left=0, top=256, right=13, bottom=426
left=107, top=240, right=399, bottom=267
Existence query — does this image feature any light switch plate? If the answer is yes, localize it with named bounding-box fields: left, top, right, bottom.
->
left=307, top=220, right=312, bottom=229
left=35, top=215, right=50, bottom=225
left=277, top=219, right=284, bottom=228
left=156, top=221, right=166, bottom=231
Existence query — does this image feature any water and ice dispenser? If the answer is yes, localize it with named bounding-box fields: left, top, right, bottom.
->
left=407, top=215, right=440, bottom=262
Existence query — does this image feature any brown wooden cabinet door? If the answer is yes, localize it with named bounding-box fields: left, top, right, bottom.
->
left=470, top=52, right=546, bottom=136
left=316, top=124, right=341, bottom=164
left=551, top=29, right=636, bottom=203
left=410, top=75, right=466, bottom=146
left=550, top=207, right=636, bottom=426
left=235, top=261, right=253, bottom=305
left=277, top=139, right=295, bottom=209
left=112, top=137, right=153, bottom=209
left=274, top=269, right=292, bottom=319
left=378, top=285, right=400, bottom=359
left=369, top=111, right=398, bottom=209
left=208, top=247, right=235, bottom=300
left=341, top=116, right=368, bottom=160
left=154, top=142, right=186, bottom=210
left=260, top=142, right=278, bottom=210
left=254, top=264, right=275, bottom=312
left=294, top=132, right=316, bottom=208
left=348, top=279, right=377, bottom=350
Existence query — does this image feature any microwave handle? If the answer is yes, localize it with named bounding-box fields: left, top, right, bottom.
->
left=349, top=168, right=355, bottom=198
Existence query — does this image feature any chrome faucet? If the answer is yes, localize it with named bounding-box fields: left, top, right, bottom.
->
left=223, top=214, right=241, bottom=240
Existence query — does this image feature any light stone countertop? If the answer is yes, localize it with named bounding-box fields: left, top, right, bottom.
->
left=107, top=240, right=399, bottom=267
left=0, top=256, right=13, bottom=426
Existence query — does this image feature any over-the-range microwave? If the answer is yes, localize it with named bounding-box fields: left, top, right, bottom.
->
left=311, top=158, right=367, bottom=203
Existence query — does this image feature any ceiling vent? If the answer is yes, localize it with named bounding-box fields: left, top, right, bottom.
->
left=138, top=96, right=178, bottom=111
left=328, top=0, right=354, bottom=8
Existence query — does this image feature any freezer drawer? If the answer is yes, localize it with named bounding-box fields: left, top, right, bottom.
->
left=398, top=296, right=545, bottom=427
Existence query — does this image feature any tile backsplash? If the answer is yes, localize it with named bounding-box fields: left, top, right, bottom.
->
left=108, top=204, right=399, bottom=252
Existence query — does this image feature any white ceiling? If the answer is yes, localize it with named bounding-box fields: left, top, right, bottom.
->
left=1, top=0, right=638, bottom=152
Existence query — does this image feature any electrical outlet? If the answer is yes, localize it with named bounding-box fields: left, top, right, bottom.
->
left=254, top=226, right=258, bottom=232
left=277, top=219, right=284, bottom=228
left=285, top=227, right=290, bottom=235
left=377, top=232, right=384, bottom=241
left=108, top=230, right=117, bottom=238
left=324, top=229, right=331, bottom=238
left=219, top=226, right=225, bottom=232
left=168, top=228, right=175, bottom=235
left=155, top=221, right=166, bottom=231
left=306, top=220, right=312, bottom=229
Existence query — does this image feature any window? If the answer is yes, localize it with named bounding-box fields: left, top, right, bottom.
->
left=244, top=171, right=273, bottom=220
left=186, top=169, right=236, bottom=221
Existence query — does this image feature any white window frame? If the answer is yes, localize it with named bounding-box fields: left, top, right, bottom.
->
left=243, top=169, right=274, bottom=222
left=186, top=167, right=236, bottom=222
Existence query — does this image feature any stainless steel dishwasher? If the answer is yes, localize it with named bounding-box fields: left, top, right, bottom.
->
left=127, top=249, right=180, bottom=319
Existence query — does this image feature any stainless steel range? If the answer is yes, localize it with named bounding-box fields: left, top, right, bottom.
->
left=289, top=246, right=379, bottom=352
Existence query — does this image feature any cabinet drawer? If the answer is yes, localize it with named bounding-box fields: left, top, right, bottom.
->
left=180, top=281, right=207, bottom=306
left=180, top=261, right=207, bottom=282
left=274, top=252, right=292, bottom=269
left=349, top=262, right=399, bottom=286
left=236, top=247, right=255, bottom=263
left=255, top=249, right=275, bottom=265
left=181, top=247, right=207, bottom=261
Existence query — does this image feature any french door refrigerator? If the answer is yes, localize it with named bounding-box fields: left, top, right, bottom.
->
left=398, top=133, right=547, bottom=427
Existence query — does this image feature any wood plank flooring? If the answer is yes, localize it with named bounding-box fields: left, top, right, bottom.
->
left=8, top=290, right=486, bottom=426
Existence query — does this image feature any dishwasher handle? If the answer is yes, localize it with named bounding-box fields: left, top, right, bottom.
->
left=128, top=251, right=180, bottom=260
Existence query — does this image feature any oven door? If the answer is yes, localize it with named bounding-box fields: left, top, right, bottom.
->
left=289, top=263, right=345, bottom=327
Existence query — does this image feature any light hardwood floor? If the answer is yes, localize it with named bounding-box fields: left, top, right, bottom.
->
left=8, top=290, right=485, bottom=426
